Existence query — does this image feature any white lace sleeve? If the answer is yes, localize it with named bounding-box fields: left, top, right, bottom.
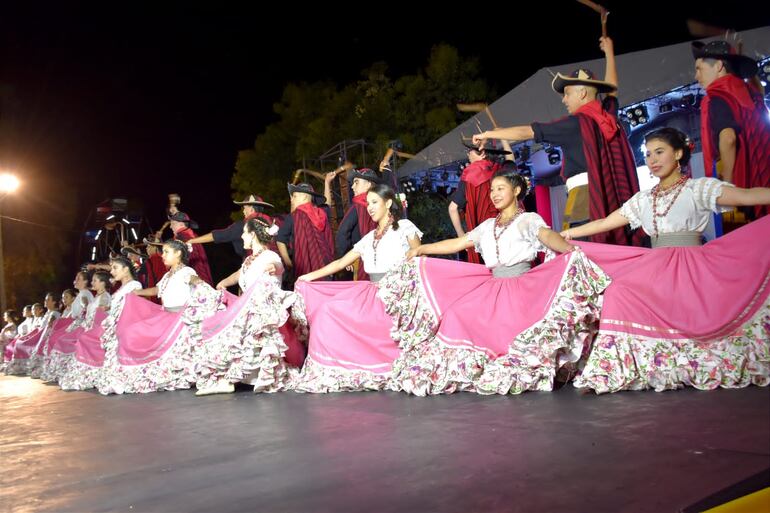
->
left=466, top=219, right=491, bottom=252
left=619, top=192, right=644, bottom=230
left=518, top=213, right=549, bottom=253
left=396, top=219, right=423, bottom=241
left=181, top=266, right=198, bottom=285
left=692, top=177, right=735, bottom=214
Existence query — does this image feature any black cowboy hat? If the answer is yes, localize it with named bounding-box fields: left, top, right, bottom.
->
left=287, top=182, right=324, bottom=198
left=691, top=40, right=758, bottom=79
left=143, top=236, right=163, bottom=247
left=120, top=246, right=147, bottom=259
left=460, top=137, right=512, bottom=156
left=350, top=168, right=384, bottom=184
left=551, top=68, right=617, bottom=95
left=167, top=211, right=199, bottom=230
left=232, top=194, right=275, bottom=208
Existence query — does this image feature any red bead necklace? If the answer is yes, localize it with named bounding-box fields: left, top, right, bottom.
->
left=651, top=174, right=689, bottom=237
left=493, top=210, right=522, bottom=262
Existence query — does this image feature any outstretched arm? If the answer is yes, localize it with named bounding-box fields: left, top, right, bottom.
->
left=538, top=227, right=576, bottom=254
left=717, top=185, right=770, bottom=207
left=216, top=269, right=241, bottom=290
left=134, top=286, right=158, bottom=297
left=562, top=210, right=630, bottom=240
left=407, top=236, right=473, bottom=260
left=298, top=250, right=361, bottom=282
left=187, top=233, right=215, bottom=245
left=473, top=126, right=534, bottom=144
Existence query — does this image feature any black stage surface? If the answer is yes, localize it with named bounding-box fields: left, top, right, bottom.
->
left=1, top=376, right=768, bottom=512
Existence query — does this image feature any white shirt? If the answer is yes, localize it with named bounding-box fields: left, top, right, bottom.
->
left=112, top=280, right=143, bottom=306
left=17, top=318, right=33, bottom=336
left=353, top=219, right=423, bottom=274
left=157, top=266, right=197, bottom=309
left=467, top=213, right=548, bottom=269
left=1, top=323, right=17, bottom=342
left=71, top=289, right=94, bottom=320
left=39, top=310, right=62, bottom=337
left=620, top=177, right=733, bottom=236
left=85, top=291, right=112, bottom=326
left=240, top=250, right=283, bottom=290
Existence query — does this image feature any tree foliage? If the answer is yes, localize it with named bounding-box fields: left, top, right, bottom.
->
left=231, top=44, right=494, bottom=212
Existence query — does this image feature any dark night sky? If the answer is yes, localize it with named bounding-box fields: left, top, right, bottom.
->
left=1, top=2, right=768, bottom=286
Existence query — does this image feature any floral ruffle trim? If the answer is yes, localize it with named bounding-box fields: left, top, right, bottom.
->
left=376, top=259, right=451, bottom=394
left=378, top=259, right=440, bottom=354
left=574, top=298, right=770, bottom=394
left=292, top=355, right=390, bottom=393
left=96, top=283, right=221, bottom=395
left=475, top=250, right=610, bottom=395
left=3, top=357, right=30, bottom=376
left=390, top=343, right=487, bottom=396
left=59, top=357, right=103, bottom=391
left=194, top=280, right=304, bottom=393
left=379, top=251, right=610, bottom=396
left=39, top=351, right=74, bottom=383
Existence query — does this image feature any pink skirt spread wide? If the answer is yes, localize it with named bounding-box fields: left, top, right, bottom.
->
left=574, top=214, right=770, bottom=393
left=379, top=252, right=610, bottom=395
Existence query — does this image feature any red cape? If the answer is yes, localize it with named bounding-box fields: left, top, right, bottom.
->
left=702, top=75, right=770, bottom=218
left=576, top=100, right=644, bottom=246
left=461, top=159, right=501, bottom=263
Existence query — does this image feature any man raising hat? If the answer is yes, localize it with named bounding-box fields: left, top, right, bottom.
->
left=475, top=36, right=642, bottom=246
left=168, top=211, right=213, bottom=285
left=324, top=168, right=382, bottom=278
left=276, top=183, right=334, bottom=281
left=448, top=140, right=508, bottom=264
left=186, top=194, right=275, bottom=258
left=693, top=39, right=769, bottom=219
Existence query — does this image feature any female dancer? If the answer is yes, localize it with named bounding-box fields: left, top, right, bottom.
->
left=392, top=170, right=609, bottom=395
left=562, top=127, right=770, bottom=393
left=194, top=219, right=306, bottom=395
left=293, top=184, right=423, bottom=392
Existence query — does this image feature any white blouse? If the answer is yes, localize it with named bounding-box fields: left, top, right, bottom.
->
left=71, top=289, right=94, bottom=320
left=620, top=177, right=734, bottom=236
left=1, top=323, right=17, bottom=342
left=17, top=318, right=33, bottom=336
left=353, top=219, right=423, bottom=274
left=157, top=266, right=197, bottom=309
left=467, top=213, right=549, bottom=269
left=31, top=316, right=46, bottom=329
left=240, top=250, right=283, bottom=290
left=86, top=291, right=111, bottom=321
left=112, top=280, right=143, bottom=306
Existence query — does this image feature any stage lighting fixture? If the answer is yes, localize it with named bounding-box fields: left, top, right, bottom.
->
left=547, top=149, right=561, bottom=165
left=623, top=104, right=649, bottom=128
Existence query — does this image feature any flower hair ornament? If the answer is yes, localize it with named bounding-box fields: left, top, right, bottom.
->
left=267, top=223, right=280, bottom=236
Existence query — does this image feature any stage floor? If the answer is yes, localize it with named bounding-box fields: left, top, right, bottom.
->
left=1, top=376, right=768, bottom=513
